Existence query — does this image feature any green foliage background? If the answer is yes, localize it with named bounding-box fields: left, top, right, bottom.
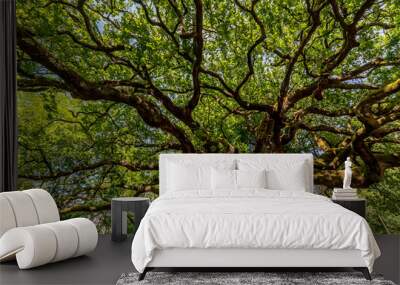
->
left=16, top=0, right=400, bottom=234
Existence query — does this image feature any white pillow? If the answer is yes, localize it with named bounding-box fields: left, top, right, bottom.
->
left=238, top=159, right=308, bottom=191
left=166, top=159, right=236, bottom=192
left=211, top=168, right=237, bottom=190
left=236, top=169, right=267, bottom=189
left=266, top=164, right=307, bottom=191
left=168, top=163, right=211, bottom=191
left=211, top=169, right=268, bottom=190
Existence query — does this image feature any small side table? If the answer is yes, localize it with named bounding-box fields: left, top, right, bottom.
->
left=332, top=198, right=366, bottom=218
left=111, top=197, right=150, bottom=242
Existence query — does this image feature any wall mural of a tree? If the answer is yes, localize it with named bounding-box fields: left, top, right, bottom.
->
left=16, top=0, right=399, bottom=233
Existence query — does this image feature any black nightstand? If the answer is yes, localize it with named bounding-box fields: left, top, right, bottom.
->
left=332, top=198, right=366, bottom=218
left=111, top=197, right=150, bottom=241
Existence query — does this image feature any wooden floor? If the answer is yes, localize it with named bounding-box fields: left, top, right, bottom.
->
left=0, top=235, right=398, bottom=285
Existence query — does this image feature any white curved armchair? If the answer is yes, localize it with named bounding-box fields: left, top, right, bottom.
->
left=0, top=189, right=98, bottom=269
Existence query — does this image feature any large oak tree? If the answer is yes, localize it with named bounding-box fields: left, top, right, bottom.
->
left=17, top=0, right=400, bottom=213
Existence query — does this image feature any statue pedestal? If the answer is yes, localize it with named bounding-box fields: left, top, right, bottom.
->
left=332, top=188, right=358, bottom=200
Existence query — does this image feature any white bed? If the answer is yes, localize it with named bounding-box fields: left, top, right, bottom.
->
left=131, top=154, right=380, bottom=280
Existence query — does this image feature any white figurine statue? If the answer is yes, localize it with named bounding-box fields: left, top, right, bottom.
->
left=343, top=157, right=352, bottom=189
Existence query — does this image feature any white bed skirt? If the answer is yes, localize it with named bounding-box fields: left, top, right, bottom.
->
left=148, top=248, right=366, bottom=268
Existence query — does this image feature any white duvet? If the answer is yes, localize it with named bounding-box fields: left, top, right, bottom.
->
left=131, top=190, right=380, bottom=272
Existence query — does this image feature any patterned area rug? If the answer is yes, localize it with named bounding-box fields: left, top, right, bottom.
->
left=116, top=272, right=396, bottom=285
